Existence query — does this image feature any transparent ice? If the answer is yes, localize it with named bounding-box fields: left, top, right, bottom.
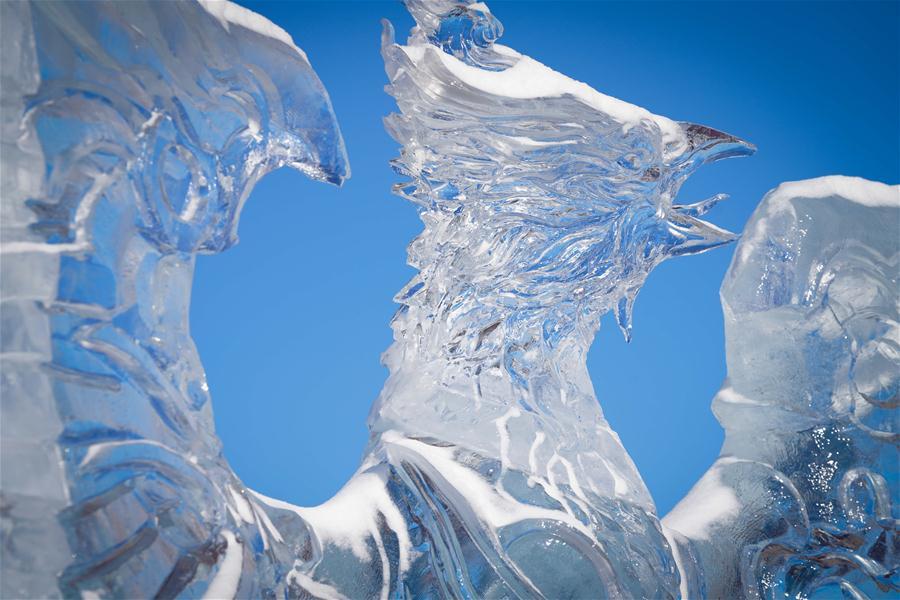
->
left=1, top=0, right=897, bottom=599
left=0, top=1, right=348, bottom=597
left=317, top=3, right=753, bottom=598
left=665, top=177, right=899, bottom=599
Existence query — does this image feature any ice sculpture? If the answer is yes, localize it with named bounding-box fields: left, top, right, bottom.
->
left=665, top=176, right=899, bottom=599
left=282, top=2, right=754, bottom=598
left=3, top=0, right=895, bottom=598
left=0, top=1, right=347, bottom=597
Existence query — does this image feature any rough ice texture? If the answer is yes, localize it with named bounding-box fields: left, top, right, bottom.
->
left=285, top=1, right=753, bottom=597
left=0, top=1, right=347, bottom=597
left=4, top=0, right=895, bottom=598
left=0, top=0, right=757, bottom=596
left=665, top=177, right=899, bottom=599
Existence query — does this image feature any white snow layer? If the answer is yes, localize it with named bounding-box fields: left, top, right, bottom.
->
left=663, top=459, right=742, bottom=541
left=400, top=44, right=685, bottom=151
left=202, top=530, right=243, bottom=599
left=735, top=176, right=898, bottom=266
left=292, top=469, right=412, bottom=574
left=766, top=176, right=899, bottom=209
left=197, top=0, right=309, bottom=62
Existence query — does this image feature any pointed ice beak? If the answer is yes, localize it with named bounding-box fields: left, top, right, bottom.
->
left=662, top=122, right=755, bottom=257
left=667, top=211, right=739, bottom=256
left=677, top=122, right=756, bottom=172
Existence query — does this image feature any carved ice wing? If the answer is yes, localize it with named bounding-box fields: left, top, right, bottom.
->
left=0, top=1, right=346, bottom=598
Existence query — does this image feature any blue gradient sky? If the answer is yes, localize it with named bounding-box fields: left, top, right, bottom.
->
left=191, top=1, right=900, bottom=515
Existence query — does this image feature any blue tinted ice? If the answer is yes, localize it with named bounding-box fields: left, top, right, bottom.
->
left=1, top=0, right=753, bottom=596
left=0, top=1, right=346, bottom=597
left=4, top=0, right=896, bottom=598
left=665, top=177, right=900, bottom=599
left=281, top=2, right=752, bottom=598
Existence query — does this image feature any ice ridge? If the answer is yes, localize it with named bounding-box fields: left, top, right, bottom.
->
left=0, top=1, right=346, bottom=597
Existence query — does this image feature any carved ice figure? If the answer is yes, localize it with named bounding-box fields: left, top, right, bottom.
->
left=1, top=0, right=757, bottom=596
left=4, top=0, right=894, bottom=599
left=665, top=177, right=900, bottom=599
left=286, top=2, right=753, bottom=598
left=0, top=1, right=347, bottom=597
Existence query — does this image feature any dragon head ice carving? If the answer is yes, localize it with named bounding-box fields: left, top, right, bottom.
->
left=382, top=12, right=754, bottom=350
left=371, top=0, right=754, bottom=513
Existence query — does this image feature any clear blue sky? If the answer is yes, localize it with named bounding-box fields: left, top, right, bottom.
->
left=191, top=1, right=900, bottom=516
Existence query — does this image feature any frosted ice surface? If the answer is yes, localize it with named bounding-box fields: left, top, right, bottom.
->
left=665, top=177, right=900, bottom=599
left=0, top=1, right=347, bottom=597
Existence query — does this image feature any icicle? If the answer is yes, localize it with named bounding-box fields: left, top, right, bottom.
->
left=616, top=295, right=635, bottom=343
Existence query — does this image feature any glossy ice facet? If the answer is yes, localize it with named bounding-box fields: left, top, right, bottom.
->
left=0, top=1, right=347, bottom=597
left=287, top=2, right=752, bottom=597
left=666, top=177, right=899, bottom=599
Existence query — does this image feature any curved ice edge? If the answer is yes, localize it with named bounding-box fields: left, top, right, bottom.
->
left=399, top=43, right=687, bottom=155
left=765, top=175, right=899, bottom=209
left=198, top=0, right=310, bottom=63
left=734, top=176, right=899, bottom=266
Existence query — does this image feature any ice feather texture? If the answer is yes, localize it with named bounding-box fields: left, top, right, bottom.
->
left=0, top=1, right=347, bottom=597
left=288, top=1, right=753, bottom=597
left=4, top=0, right=895, bottom=598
